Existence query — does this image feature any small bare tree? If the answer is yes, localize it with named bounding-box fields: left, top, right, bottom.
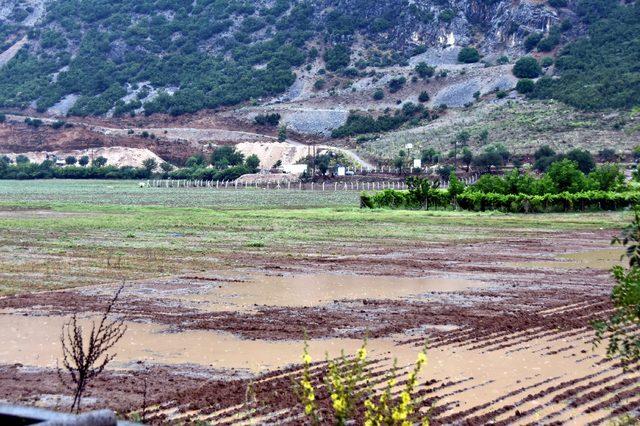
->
left=58, top=285, right=127, bottom=413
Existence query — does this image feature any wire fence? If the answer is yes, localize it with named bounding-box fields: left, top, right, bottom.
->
left=145, top=175, right=480, bottom=191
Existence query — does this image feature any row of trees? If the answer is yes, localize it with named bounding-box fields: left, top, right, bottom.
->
left=0, top=146, right=260, bottom=181
left=362, top=151, right=635, bottom=211
left=166, top=147, right=260, bottom=181
left=0, top=157, right=160, bottom=180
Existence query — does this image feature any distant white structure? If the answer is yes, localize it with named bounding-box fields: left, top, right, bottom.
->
left=337, top=166, right=346, bottom=177
left=413, top=159, right=422, bottom=169
left=282, top=164, right=308, bottom=175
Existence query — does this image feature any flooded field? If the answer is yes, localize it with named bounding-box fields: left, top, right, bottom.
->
left=0, top=184, right=637, bottom=424
left=1, top=257, right=637, bottom=424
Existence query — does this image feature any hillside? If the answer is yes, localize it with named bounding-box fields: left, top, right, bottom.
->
left=0, top=0, right=638, bottom=165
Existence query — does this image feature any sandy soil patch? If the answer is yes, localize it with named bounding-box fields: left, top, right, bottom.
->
left=1, top=147, right=165, bottom=168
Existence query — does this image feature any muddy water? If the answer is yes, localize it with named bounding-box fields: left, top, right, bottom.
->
left=0, top=312, right=625, bottom=424
left=514, top=248, right=624, bottom=270
left=0, top=313, right=389, bottom=371
left=155, top=273, right=484, bottom=312
left=0, top=272, right=485, bottom=369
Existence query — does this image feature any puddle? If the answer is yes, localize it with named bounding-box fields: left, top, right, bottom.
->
left=513, top=248, right=624, bottom=270
left=0, top=312, right=629, bottom=424
left=153, top=273, right=484, bottom=312
left=0, top=313, right=390, bottom=372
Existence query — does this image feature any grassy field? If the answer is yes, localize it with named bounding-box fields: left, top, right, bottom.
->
left=0, top=180, right=361, bottom=208
left=0, top=180, right=631, bottom=296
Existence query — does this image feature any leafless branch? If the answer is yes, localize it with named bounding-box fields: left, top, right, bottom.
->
left=58, top=284, right=127, bottom=413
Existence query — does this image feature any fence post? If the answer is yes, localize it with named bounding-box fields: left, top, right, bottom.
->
left=334, top=182, right=338, bottom=191
left=322, top=182, right=325, bottom=191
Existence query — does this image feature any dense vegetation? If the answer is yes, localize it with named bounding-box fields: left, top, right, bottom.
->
left=0, top=155, right=158, bottom=180
left=0, top=0, right=315, bottom=116
left=0, top=0, right=434, bottom=117
left=531, top=0, right=640, bottom=110
left=362, top=158, right=639, bottom=213
left=332, top=104, right=437, bottom=138
left=0, top=146, right=259, bottom=180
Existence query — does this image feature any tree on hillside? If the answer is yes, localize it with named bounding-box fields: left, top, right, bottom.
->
left=79, top=156, right=90, bottom=167
left=458, top=47, right=480, bottom=63
left=142, top=158, right=157, bottom=174
left=65, top=156, right=77, bottom=165
left=415, top=62, right=435, bottom=78
left=245, top=154, right=260, bottom=173
left=566, top=148, right=595, bottom=174
left=461, top=147, right=473, bottom=172
left=324, top=45, right=351, bottom=71
left=92, top=156, right=108, bottom=168
left=15, top=155, right=30, bottom=164
left=513, top=57, right=541, bottom=78
left=472, top=145, right=509, bottom=173
left=278, top=125, right=287, bottom=142
left=546, top=159, right=587, bottom=193
left=211, top=146, right=244, bottom=168
left=388, top=77, right=406, bottom=93
left=421, top=148, right=440, bottom=165
left=516, top=79, right=535, bottom=94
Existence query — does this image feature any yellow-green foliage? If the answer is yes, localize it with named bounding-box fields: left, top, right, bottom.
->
left=296, top=340, right=430, bottom=425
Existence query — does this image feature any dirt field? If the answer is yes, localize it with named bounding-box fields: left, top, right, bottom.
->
left=0, top=181, right=638, bottom=424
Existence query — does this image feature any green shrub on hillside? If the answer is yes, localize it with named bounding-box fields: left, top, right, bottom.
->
left=513, top=57, right=542, bottom=78
left=458, top=47, right=480, bottom=63
left=516, top=79, right=535, bottom=94
left=324, top=45, right=351, bottom=71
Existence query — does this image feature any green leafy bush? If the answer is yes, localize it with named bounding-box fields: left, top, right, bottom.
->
left=387, top=77, right=406, bottom=93
left=254, top=113, right=281, bottom=126
left=458, top=47, right=480, bottom=63
left=324, top=45, right=351, bottom=71
left=516, top=79, right=535, bottom=94
left=415, top=62, right=435, bottom=78
left=513, top=57, right=542, bottom=78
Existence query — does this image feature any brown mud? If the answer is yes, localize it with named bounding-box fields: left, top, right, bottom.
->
left=0, top=228, right=638, bottom=424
